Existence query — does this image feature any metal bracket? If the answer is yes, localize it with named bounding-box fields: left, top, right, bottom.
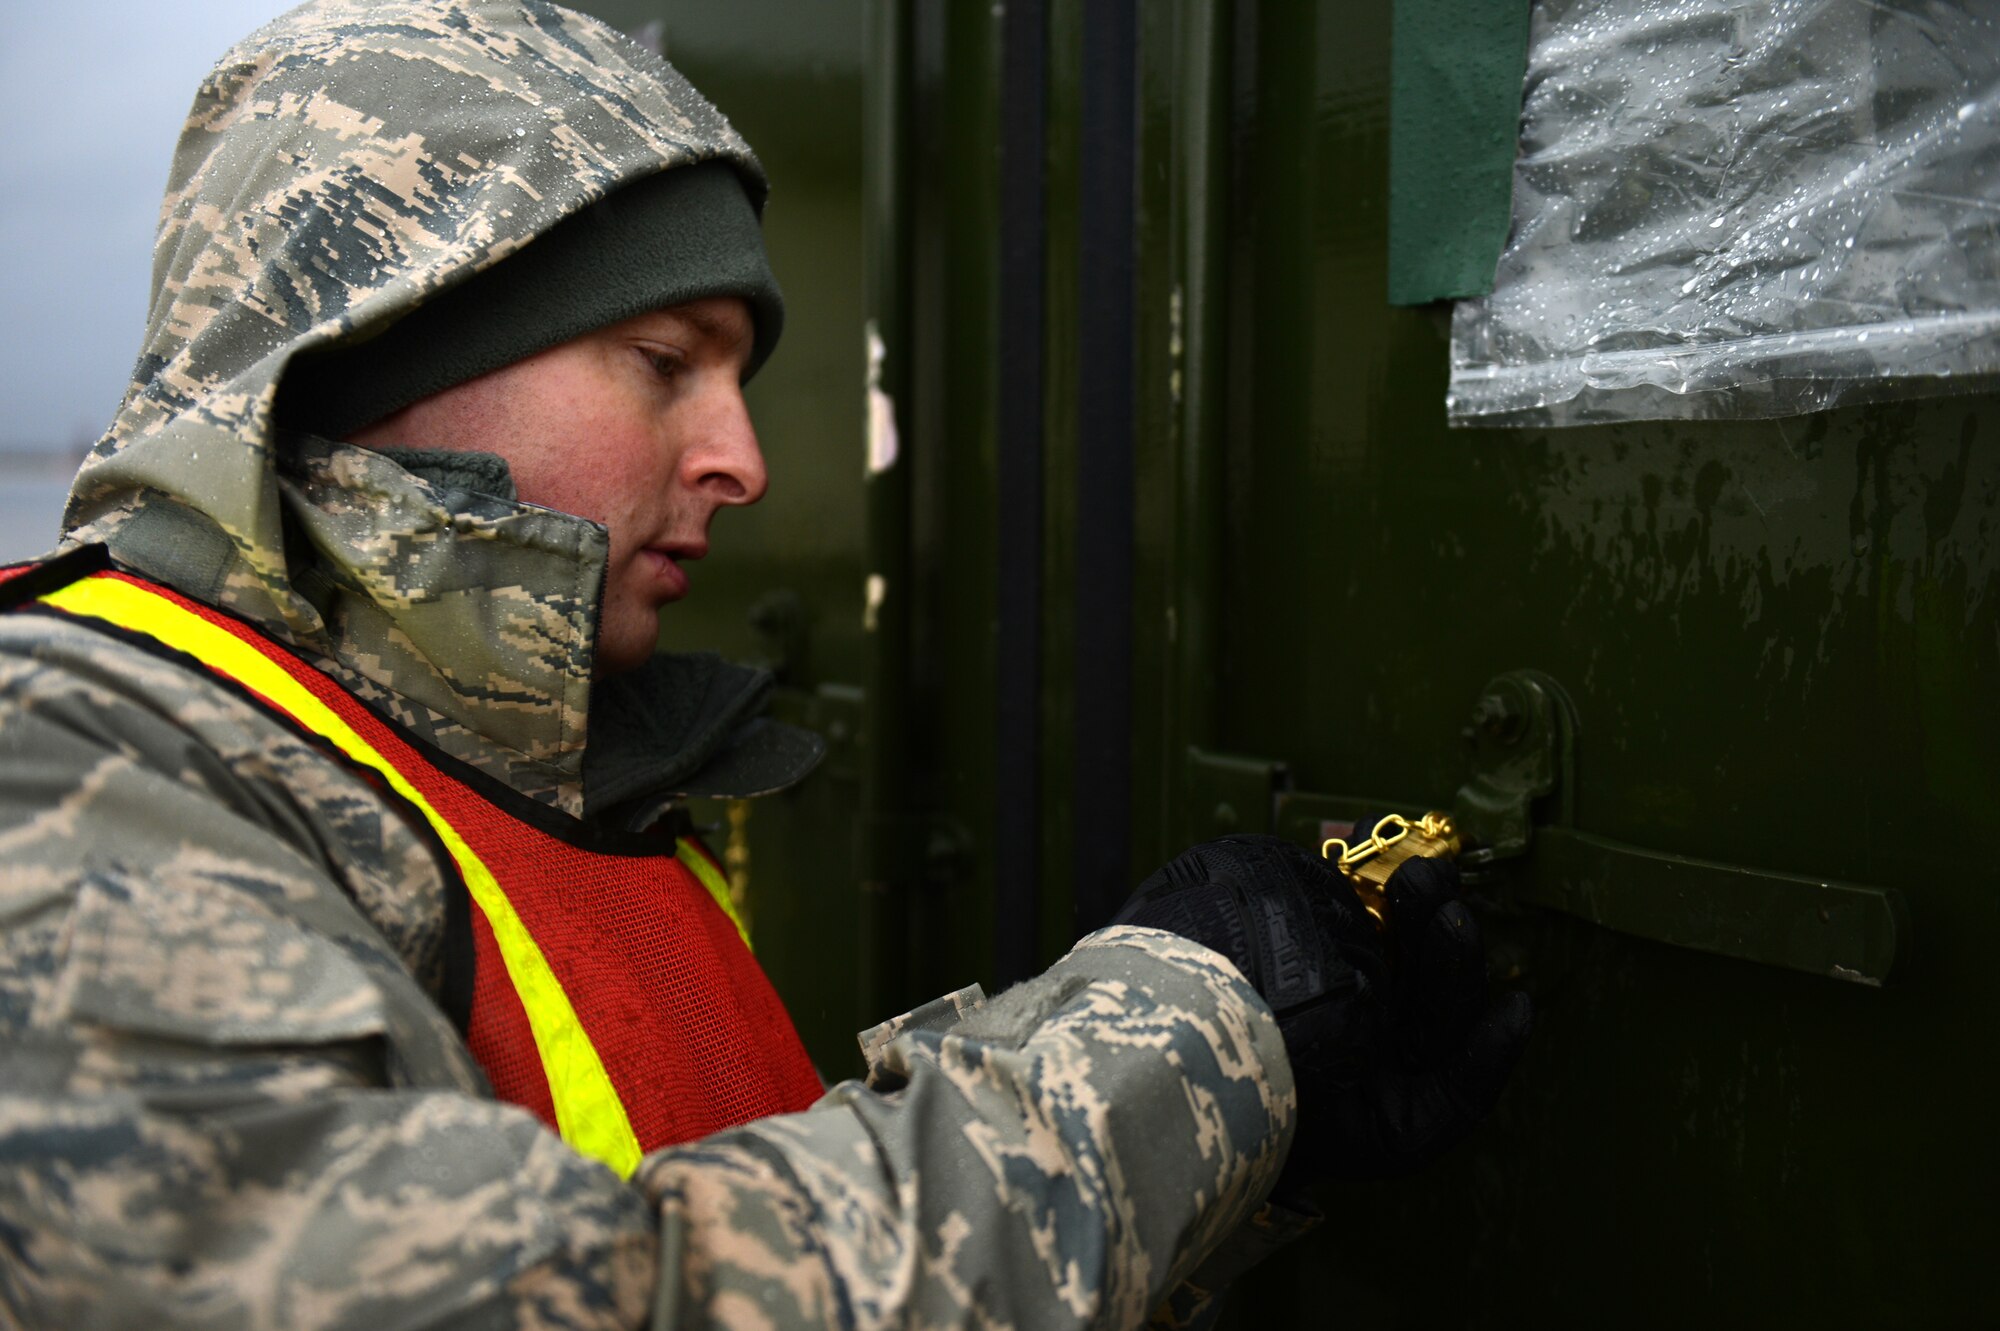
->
left=1523, top=826, right=1909, bottom=987
left=1180, top=670, right=1910, bottom=987
left=1451, top=669, right=1909, bottom=987
left=1181, top=747, right=1288, bottom=845
left=1185, top=748, right=1436, bottom=852
left=1453, top=669, right=1576, bottom=865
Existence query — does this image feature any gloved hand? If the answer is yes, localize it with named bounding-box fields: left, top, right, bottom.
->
left=1111, top=830, right=1530, bottom=1190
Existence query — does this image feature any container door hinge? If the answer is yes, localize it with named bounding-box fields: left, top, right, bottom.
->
left=1179, top=669, right=1909, bottom=987
left=1451, top=669, right=1910, bottom=987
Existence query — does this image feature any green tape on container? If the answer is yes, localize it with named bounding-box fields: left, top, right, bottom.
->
left=1387, top=0, right=1532, bottom=306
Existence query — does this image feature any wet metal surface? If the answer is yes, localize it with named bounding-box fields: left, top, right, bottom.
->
left=1207, top=3, right=1997, bottom=1324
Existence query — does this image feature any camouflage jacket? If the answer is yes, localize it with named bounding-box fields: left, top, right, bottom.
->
left=0, top=2, right=1300, bottom=1326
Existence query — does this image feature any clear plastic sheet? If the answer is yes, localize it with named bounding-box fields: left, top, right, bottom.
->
left=1448, top=0, right=2000, bottom=427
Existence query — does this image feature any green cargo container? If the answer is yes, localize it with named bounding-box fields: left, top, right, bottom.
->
left=590, top=2, right=1998, bottom=1323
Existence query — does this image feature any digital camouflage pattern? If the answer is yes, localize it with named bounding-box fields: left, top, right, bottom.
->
left=62, top=0, right=763, bottom=810
left=1, top=0, right=1303, bottom=1326
left=0, top=608, right=1294, bottom=1323
left=639, top=931, right=1297, bottom=1331
left=274, top=430, right=609, bottom=795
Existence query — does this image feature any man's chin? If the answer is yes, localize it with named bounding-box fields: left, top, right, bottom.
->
left=593, top=615, right=662, bottom=678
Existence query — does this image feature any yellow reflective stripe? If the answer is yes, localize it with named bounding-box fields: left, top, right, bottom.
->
left=675, top=837, right=751, bottom=951
left=37, top=577, right=644, bottom=1179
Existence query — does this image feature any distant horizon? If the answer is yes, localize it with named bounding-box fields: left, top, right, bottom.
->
left=0, top=430, right=107, bottom=458
left=0, top=440, right=91, bottom=468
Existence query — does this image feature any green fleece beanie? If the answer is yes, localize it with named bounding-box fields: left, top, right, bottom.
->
left=279, top=160, right=783, bottom=440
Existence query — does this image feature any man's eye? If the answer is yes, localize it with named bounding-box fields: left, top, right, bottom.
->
left=645, top=350, right=686, bottom=381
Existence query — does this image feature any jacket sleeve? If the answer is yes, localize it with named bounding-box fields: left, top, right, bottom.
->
left=0, top=622, right=1295, bottom=1330
left=638, top=926, right=1297, bottom=1330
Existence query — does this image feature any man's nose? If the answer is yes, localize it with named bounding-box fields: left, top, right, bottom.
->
left=688, top=383, right=767, bottom=506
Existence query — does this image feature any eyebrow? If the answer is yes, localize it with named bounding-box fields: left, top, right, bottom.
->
left=662, top=303, right=751, bottom=352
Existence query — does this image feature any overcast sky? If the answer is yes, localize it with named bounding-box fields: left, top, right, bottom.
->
left=0, top=0, right=296, bottom=451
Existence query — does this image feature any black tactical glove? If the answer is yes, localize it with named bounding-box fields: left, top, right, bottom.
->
left=1112, top=832, right=1530, bottom=1188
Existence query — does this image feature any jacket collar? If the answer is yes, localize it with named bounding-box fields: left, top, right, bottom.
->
left=83, top=434, right=820, bottom=820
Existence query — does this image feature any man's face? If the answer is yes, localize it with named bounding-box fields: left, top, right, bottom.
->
left=351, top=297, right=766, bottom=676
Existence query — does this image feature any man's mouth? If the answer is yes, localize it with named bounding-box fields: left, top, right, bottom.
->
left=641, top=543, right=703, bottom=599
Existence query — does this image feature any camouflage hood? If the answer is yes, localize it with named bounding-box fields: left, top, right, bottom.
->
left=63, top=0, right=795, bottom=814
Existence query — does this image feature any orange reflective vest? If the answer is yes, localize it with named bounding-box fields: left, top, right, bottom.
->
left=7, top=554, right=824, bottom=1178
